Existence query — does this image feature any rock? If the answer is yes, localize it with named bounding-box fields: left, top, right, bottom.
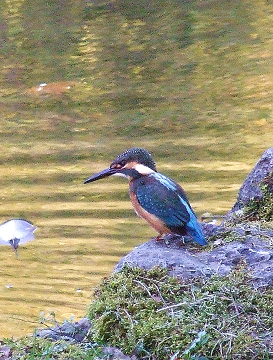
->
left=102, top=346, right=138, bottom=360
left=0, top=346, right=12, bottom=360
left=231, top=147, right=273, bottom=211
left=37, top=317, right=91, bottom=342
left=115, top=224, right=273, bottom=288
left=37, top=319, right=139, bottom=359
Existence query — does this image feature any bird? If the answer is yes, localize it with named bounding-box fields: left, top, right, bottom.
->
left=84, top=148, right=207, bottom=246
left=0, top=219, right=37, bottom=257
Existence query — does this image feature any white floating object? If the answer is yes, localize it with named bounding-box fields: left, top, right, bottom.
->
left=0, top=219, right=37, bottom=257
left=37, top=83, right=47, bottom=91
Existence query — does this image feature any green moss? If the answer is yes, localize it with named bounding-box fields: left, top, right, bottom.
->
left=3, top=336, right=103, bottom=360
left=244, top=183, right=273, bottom=222
left=3, top=266, right=273, bottom=359
left=238, top=174, right=273, bottom=223
left=87, top=266, right=273, bottom=359
left=207, top=228, right=243, bottom=244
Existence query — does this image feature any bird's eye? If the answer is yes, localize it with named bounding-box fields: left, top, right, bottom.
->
left=110, top=161, right=126, bottom=169
left=119, top=160, right=126, bottom=167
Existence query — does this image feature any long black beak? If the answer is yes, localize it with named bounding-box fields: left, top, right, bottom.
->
left=84, top=167, right=118, bottom=184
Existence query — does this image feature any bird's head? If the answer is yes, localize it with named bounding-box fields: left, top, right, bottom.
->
left=84, top=148, right=157, bottom=183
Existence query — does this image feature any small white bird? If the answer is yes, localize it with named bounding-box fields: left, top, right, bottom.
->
left=0, top=219, right=37, bottom=257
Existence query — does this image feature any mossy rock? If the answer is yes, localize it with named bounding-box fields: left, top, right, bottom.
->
left=231, top=147, right=273, bottom=214
left=87, top=266, right=273, bottom=360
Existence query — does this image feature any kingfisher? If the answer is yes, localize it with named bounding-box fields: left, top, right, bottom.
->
left=84, top=148, right=207, bottom=246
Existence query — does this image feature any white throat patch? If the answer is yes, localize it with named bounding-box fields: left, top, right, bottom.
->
left=134, top=164, right=155, bottom=175
left=112, top=172, right=129, bottom=179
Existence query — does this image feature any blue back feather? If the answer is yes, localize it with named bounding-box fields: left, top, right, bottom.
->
left=133, top=173, right=207, bottom=245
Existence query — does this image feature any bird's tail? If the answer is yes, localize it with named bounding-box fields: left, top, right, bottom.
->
left=186, top=218, right=207, bottom=245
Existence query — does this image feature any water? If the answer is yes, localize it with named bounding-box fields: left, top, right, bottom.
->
left=0, top=0, right=272, bottom=338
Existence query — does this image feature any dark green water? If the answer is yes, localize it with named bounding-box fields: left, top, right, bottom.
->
left=0, top=0, right=272, bottom=337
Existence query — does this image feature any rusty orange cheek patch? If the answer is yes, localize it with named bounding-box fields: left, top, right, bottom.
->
left=123, top=161, right=139, bottom=169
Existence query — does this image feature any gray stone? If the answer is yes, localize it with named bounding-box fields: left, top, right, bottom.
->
left=115, top=225, right=273, bottom=288
left=37, top=317, right=91, bottom=342
left=102, top=347, right=138, bottom=360
left=0, top=346, right=12, bottom=360
left=231, top=147, right=273, bottom=211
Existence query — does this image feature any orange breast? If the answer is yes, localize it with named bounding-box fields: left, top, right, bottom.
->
left=129, top=191, right=171, bottom=235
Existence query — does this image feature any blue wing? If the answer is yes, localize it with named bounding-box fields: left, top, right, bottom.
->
left=133, top=173, right=207, bottom=245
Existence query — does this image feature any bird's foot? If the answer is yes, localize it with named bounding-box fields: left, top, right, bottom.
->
left=155, top=234, right=164, bottom=242
left=162, top=234, right=184, bottom=246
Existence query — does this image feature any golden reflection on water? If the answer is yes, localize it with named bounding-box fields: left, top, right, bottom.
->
left=1, top=0, right=273, bottom=338
left=1, top=0, right=273, bottom=341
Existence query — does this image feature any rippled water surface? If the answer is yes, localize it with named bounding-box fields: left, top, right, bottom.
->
left=0, top=0, right=273, bottom=337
